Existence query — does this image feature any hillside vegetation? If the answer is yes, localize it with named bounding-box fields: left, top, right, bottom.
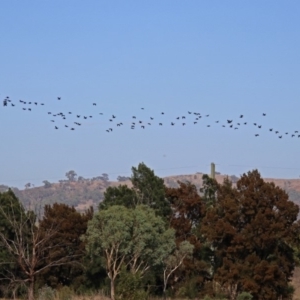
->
left=1, top=172, right=300, bottom=212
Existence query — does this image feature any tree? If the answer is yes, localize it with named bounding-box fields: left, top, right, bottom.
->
left=84, top=205, right=175, bottom=300
left=42, top=180, right=52, bottom=188
left=201, top=170, right=300, bottom=300
left=85, top=205, right=133, bottom=300
left=166, top=182, right=212, bottom=296
left=100, top=173, right=109, bottom=181
left=37, top=203, right=93, bottom=290
left=0, top=190, right=26, bottom=298
left=100, top=163, right=172, bottom=219
left=65, top=170, right=77, bottom=182
left=0, top=191, right=82, bottom=300
left=131, top=162, right=171, bottom=219
left=200, top=174, right=218, bottom=208
left=99, top=185, right=138, bottom=210
left=163, top=241, right=194, bottom=297
left=117, top=176, right=130, bottom=182
left=78, top=176, right=85, bottom=182
left=127, top=205, right=175, bottom=276
left=25, top=183, right=31, bottom=189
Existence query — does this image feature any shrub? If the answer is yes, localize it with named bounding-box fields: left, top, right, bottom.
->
left=57, top=286, right=74, bottom=300
left=116, top=269, right=148, bottom=300
left=237, top=292, right=253, bottom=300
left=37, top=285, right=56, bottom=300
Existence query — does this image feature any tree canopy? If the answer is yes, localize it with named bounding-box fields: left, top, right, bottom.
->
left=201, top=170, right=300, bottom=299
left=84, top=205, right=175, bottom=300
left=1, top=166, right=300, bottom=300
left=131, top=162, right=171, bottom=218
left=37, top=203, right=93, bottom=290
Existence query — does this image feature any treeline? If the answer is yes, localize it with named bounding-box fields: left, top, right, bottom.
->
left=0, top=163, right=299, bottom=300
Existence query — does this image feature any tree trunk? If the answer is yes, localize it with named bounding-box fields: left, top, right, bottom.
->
left=110, top=278, right=115, bottom=300
left=163, top=280, right=169, bottom=300
left=28, top=277, right=35, bottom=300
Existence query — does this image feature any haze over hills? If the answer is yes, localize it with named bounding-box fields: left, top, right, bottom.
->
left=1, top=172, right=300, bottom=213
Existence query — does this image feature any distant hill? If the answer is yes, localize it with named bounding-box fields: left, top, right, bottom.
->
left=1, top=172, right=300, bottom=212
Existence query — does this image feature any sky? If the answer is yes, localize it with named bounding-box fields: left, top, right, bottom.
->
left=1, top=1, right=300, bottom=188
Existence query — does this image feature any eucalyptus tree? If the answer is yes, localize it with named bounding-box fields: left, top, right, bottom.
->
left=84, top=205, right=175, bottom=300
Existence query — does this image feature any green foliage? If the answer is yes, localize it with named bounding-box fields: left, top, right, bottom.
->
left=131, top=162, right=171, bottom=218
left=86, top=205, right=175, bottom=274
left=236, top=291, right=253, bottom=300
left=200, top=174, right=218, bottom=207
left=0, top=190, right=27, bottom=296
left=176, top=276, right=199, bottom=299
left=100, top=163, right=172, bottom=220
left=85, top=205, right=176, bottom=299
left=129, top=205, right=176, bottom=272
left=99, top=185, right=138, bottom=210
left=116, top=268, right=148, bottom=300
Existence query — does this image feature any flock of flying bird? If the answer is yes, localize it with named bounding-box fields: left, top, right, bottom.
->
left=2, top=96, right=300, bottom=139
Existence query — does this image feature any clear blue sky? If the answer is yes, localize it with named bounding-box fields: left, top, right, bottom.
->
left=1, top=1, right=300, bottom=188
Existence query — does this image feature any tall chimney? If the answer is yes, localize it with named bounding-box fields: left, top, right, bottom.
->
left=211, top=162, right=215, bottom=179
